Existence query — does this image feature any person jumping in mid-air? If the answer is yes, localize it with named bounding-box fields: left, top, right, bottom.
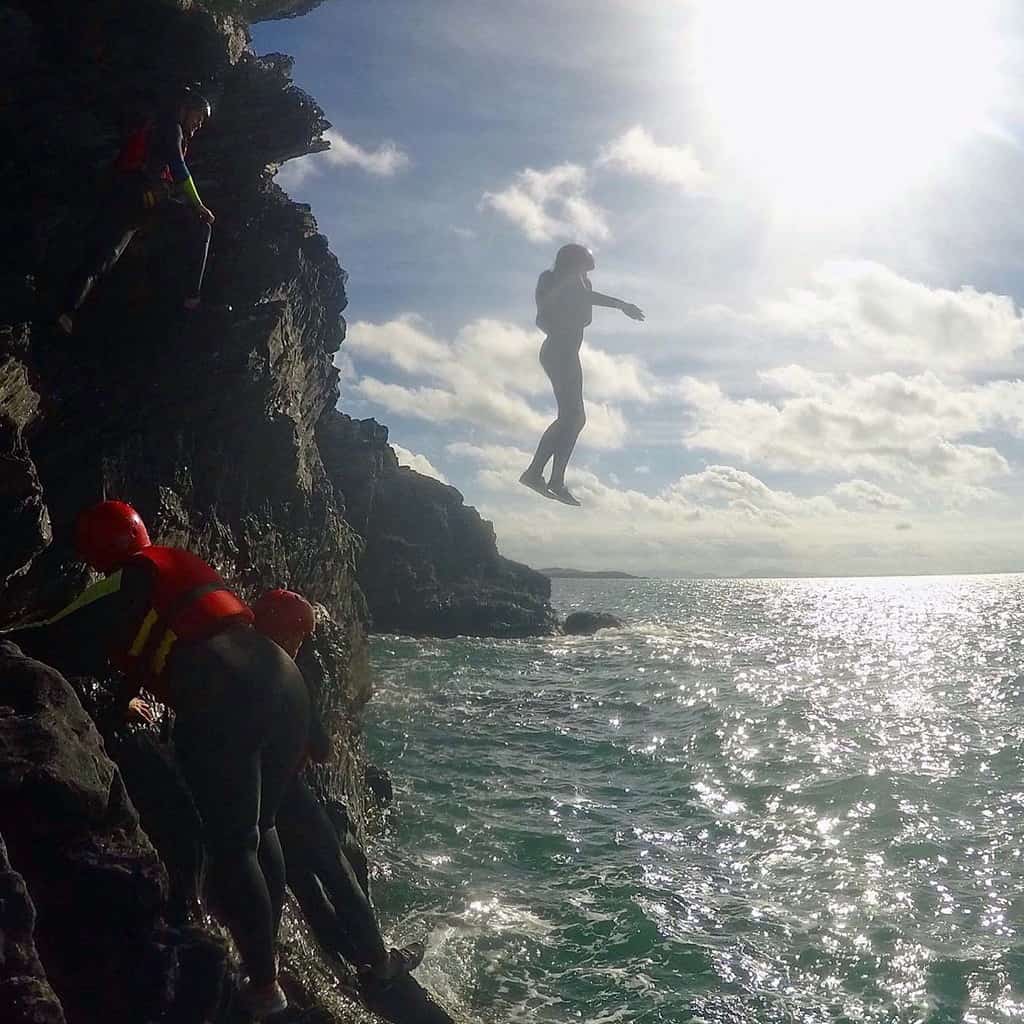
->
left=519, top=243, right=644, bottom=507
left=56, top=86, right=219, bottom=336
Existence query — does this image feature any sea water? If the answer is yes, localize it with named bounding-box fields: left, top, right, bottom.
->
left=365, top=576, right=1024, bottom=1023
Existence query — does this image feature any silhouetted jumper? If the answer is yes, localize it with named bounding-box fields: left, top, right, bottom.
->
left=520, top=243, right=644, bottom=506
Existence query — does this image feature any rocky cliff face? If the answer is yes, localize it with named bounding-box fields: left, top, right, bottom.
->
left=0, top=0, right=510, bottom=1020
left=320, top=414, right=557, bottom=638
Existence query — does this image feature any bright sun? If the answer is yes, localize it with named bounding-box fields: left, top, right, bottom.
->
left=693, top=0, right=1002, bottom=215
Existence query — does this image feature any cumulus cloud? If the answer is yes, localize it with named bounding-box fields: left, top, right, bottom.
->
left=344, top=315, right=657, bottom=449
left=277, top=129, right=410, bottom=188
left=831, top=480, right=911, bottom=512
left=753, top=261, right=1024, bottom=373
left=390, top=443, right=449, bottom=483
left=480, top=163, right=610, bottom=244
left=444, top=445, right=1023, bottom=578
left=598, top=125, right=709, bottom=190
left=679, top=367, right=1022, bottom=495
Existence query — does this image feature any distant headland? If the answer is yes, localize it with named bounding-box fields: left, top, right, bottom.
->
left=539, top=567, right=645, bottom=579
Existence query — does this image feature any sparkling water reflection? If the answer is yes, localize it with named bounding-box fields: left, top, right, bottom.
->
left=366, top=576, right=1024, bottom=1023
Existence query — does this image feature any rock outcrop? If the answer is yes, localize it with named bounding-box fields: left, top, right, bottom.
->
left=0, top=832, right=66, bottom=1024
left=0, top=641, right=229, bottom=1024
left=562, top=611, right=624, bottom=635
left=319, top=413, right=557, bottom=637
left=0, top=0, right=490, bottom=1020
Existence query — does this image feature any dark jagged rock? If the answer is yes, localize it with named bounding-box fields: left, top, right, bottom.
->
left=0, top=833, right=67, bottom=1024
left=0, top=641, right=230, bottom=1024
left=562, top=611, right=624, bottom=635
left=0, top=298, right=49, bottom=592
left=320, top=413, right=557, bottom=638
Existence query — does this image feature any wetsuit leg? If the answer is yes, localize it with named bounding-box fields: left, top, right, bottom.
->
left=64, top=191, right=143, bottom=312
left=277, top=776, right=388, bottom=967
left=171, top=627, right=308, bottom=988
left=162, top=204, right=211, bottom=301
left=526, top=336, right=575, bottom=479
left=540, top=341, right=585, bottom=488
left=255, top=649, right=308, bottom=938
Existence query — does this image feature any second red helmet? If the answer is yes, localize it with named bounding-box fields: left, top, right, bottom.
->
left=252, top=589, right=315, bottom=656
left=74, top=500, right=151, bottom=573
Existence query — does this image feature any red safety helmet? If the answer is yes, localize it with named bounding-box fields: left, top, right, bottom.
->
left=74, top=500, right=152, bottom=573
left=252, top=589, right=315, bottom=657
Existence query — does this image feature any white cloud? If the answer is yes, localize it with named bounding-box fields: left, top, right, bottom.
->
left=580, top=346, right=656, bottom=402
left=391, top=443, right=449, bottom=483
left=357, top=375, right=549, bottom=438
left=480, top=163, right=610, bottom=244
left=598, top=125, right=709, bottom=190
left=446, top=445, right=1024, bottom=577
left=831, top=480, right=911, bottom=512
left=277, top=129, right=410, bottom=188
left=753, top=261, right=1024, bottom=373
left=344, top=315, right=653, bottom=449
left=679, top=367, right=1022, bottom=496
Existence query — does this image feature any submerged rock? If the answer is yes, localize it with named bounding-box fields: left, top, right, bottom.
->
left=563, top=611, right=624, bottom=635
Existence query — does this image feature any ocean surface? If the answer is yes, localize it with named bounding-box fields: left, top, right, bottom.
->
left=365, top=576, right=1024, bottom=1024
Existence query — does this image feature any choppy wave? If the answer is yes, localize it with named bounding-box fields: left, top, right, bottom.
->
left=366, top=575, right=1024, bottom=1023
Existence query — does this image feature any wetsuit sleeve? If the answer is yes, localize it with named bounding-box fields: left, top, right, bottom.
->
left=294, top=646, right=333, bottom=762
left=1, top=572, right=127, bottom=679
left=163, top=121, right=190, bottom=183
left=159, top=120, right=204, bottom=209
left=307, top=710, right=332, bottom=763
left=180, top=175, right=203, bottom=208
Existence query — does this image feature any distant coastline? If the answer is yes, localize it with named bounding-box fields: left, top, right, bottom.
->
left=539, top=567, right=645, bottom=579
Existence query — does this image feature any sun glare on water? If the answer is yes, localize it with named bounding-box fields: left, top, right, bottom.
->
left=693, top=0, right=1002, bottom=215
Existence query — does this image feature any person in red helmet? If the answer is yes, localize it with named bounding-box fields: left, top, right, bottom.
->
left=520, top=243, right=644, bottom=507
left=4, top=501, right=307, bottom=1020
left=252, top=589, right=425, bottom=986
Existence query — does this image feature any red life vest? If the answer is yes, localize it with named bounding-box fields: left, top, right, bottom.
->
left=114, top=122, right=154, bottom=174
left=113, top=121, right=186, bottom=185
left=110, top=546, right=253, bottom=701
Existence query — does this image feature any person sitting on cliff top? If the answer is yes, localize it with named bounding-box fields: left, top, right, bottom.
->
left=2, top=502, right=306, bottom=1020
left=250, top=588, right=426, bottom=989
left=520, top=243, right=644, bottom=507
left=56, top=86, right=224, bottom=337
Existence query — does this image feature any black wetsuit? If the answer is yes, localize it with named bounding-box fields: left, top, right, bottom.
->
left=276, top=775, right=387, bottom=969
left=64, top=114, right=211, bottom=314
left=4, top=565, right=308, bottom=987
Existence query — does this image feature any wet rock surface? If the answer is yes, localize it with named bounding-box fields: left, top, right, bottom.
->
left=0, top=832, right=66, bottom=1024
left=563, top=611, right=624, bottom=635
left=0, top=641, right=229, bottom=1024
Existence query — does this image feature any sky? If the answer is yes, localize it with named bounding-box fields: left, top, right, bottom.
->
left=253, top=0, right=1024, bottom=577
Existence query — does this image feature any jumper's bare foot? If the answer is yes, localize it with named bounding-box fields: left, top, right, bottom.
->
left=56, top=313, right=73, bottom=335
